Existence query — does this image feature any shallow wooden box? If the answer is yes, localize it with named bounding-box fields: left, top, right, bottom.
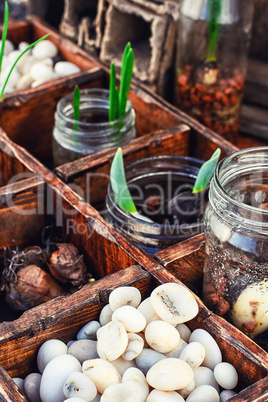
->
left=0, top=263, right=267, bottom=401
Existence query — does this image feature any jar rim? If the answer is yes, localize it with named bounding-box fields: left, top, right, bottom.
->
left=212, top=146, right=268, bottom=229
left=56, top=88, right=133, bottom=129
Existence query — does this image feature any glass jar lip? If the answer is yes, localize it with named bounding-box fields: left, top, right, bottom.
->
left=107, top=154, right=205, bottom=230
left=214, top=146, right=268, bottom=219
left=56, top=88, right=133, bottom=129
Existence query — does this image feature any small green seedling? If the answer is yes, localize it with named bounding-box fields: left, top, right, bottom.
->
left=110, top=147, right=153, bottom=222
left=206, top=0, right=222, bottom=63
left=0, top=1, right=50, bottom=101
left=109, top=42, right=134, bottom=121
left=192, top=148, right=221, bottom=193
left=73, top=85, right=80, bottom=131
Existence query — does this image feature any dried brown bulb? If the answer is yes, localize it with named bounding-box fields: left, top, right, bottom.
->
left=4, top=264, right=68, bottom=312
left=49, top=243, right=88, bottom=287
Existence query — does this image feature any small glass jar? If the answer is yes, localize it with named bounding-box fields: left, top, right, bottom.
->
left=175, top=0, right=253, bottom=143
left=203, top=147, right=268, bottom=343
left=52, top=88, right=136, bottom=166
left=104, top=155, right=207, bottom=256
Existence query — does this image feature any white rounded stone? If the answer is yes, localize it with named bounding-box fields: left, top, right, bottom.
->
left=99, top=304, right=113, bottom=326
left=122, top=332, right=144, bottom=360
left=97, top=320, right=128, bottom=361
left=145, top=320, right=180, bottom=353
left=0, top=65, right=20, bottom=88
left=37, top=339, right=68, bottom=373
left=165, top=338, right=187, bottom=358
left=0, top=39, right=14, bottom=55
left=30, top=62, right=54, bottom=81
left=68, top=339, right=98, bottom=364
left=24, top=372, right=42, bottom=402
left=15, top=73, right=34, bottom=90
left=122, top=367, right=149, bottom=401
left=77, top=321, right=101, bottom=340
left=176, top=323, right=192, bottom=343
left=193, top=366, right=219, bottom=391
left=54, top=61, right=81, bottom=76
left=12, top=377, right=24, bottom=393
left=109, top=286, right=142, bottom=311
left=214, top=362, right=238, bottom=390
left=7, top=50, right=24, bottom=68
left=137, top=297, right=161, bottom=325
left=39, top=354, right=81, bottom=402
left=150, top=283, right=199, bottom=325
left=220, top=390, right=237, bottom=402
left=18, top=41, right=31, bottom=52
left=112, top=305, right=146, bottom=332
left=179, top=341, right=205, bottom=369
left=100, top=383, right=140, bottom=401
left=178, top=379, right=195, bottom=399
left=135, top=348, right=166, bottom=375
left=110, top=356, right=137, bottom=376
left=147, top=389, right=185, bottom=401
left=32, top=40, right=58, bottom=59
left=63, top=371, right=97, bottom=401
left=19, top=55, right=36, bottom=75
left=186, top=385, right=220, bottom=402
left=146, top=358, right=194, bottom=391
left=189, top=329, right=222, bottom=370
left=82, top=358, right=121, bottom=394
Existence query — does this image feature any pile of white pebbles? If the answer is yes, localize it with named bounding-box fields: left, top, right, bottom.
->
left=0, top=39, right=81, bottom=93
left=13, top=283, right=240, bottom=402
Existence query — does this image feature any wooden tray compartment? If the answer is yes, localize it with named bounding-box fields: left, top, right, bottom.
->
left=0, top=156, right=158, bottom=324
left=0, top=265, right=267, bottom=401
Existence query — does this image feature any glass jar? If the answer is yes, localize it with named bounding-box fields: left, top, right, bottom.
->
left=203, top=147, right=268, bottom=343
left=175, top=0, right=253, bottom=143
left=52, top=88, right=136, bottom=166
left=104, top=155, right=207, bottom=256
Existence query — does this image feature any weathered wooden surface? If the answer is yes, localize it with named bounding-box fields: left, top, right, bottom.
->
left=155, top=233, right=206, bottom=291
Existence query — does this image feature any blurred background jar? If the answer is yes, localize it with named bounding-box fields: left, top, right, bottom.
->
left=203, top=147, right=268, bottom=347
left=175, top=0, right=253, bottom=143
left=53, top=88, right=136, bottom=166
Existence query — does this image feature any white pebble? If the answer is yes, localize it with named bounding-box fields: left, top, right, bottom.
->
left=220, top=390, right=237, bottom=402
left=137, top=297, right=161, bottom=325
left=178, top=379, right=195, bottom=399
left=40, top=354, right=81, bottom=402
left=30, top=62, right=54, bottom=81
left=100, top=382, right=140, bottom=401
left=63, top=371, right=97, bottom=401
left=24, top=372, right=42, bottom=402
left=112, top=305, right=146, bottom=332
left=7, top=50, right=24, bottom=68
left=68, top=339, right=98, bottom=363
left=31, top=75, right=59, bottom=88
left=19, top=55, right=36, bottom=75
left=109, top=286, right=142, bottom=311
left=77, top=321, right=101, bottom=340
left=150, top=283, right=199, bottom=325
left=0, top=66, right=20, bottom=88
left=18, top=41, right=31, bottom=52
left=122, top=332, right=144, bottom=360
left=214, top=362, right=238, bottom=390
left=32, top=40, right=58, bottom=59
left=186, top=385, right=220, bottom=401
left=37, top=339, right=68, bottom=373
left=0, top=39, right=14, bottom=55
left=146, top=358, right=194, bottom=391
left=189, top=329, right=222, bottom=370
left=122, top=367, right=149, bottom=400
left=145, top=320, right=180, bottom=353
left=15, top=73, right=34, bottom=90
left=179, top=341, right=205, bottom=369
left=110, top=356, right=137, bottom=376
left=193, top=366, right=219, bottom=391
left=82, top=358, right=121, bottom=394
left=176, top=323, right=192, bottom=343
left=12, top=377, right=24, bottom=393
left=99, top=304, right=113, bottom=326
left=165, top=338, right=187, bottom=358
left=97, top=320, right=128, bottom=361
left=147, top=389, right=185, bottom=401
left=135, top=348, right=166, bottom=375
left=55, top=61, right=81, bottom=76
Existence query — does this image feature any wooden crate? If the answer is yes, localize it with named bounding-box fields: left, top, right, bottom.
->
left=0, top=264, right=267, bottom=401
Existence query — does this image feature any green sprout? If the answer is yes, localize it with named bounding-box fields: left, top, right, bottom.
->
left=110, top=148, right=153, bottom=222
left=109, top=42, right=134, bottom=121
left=192, top=148, right=221, bottom=193
left=206, top=0, right=222, bottom=63
left=73, top=85, right=80, bottom=131
left=0, top=1, right=50, bottom=101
